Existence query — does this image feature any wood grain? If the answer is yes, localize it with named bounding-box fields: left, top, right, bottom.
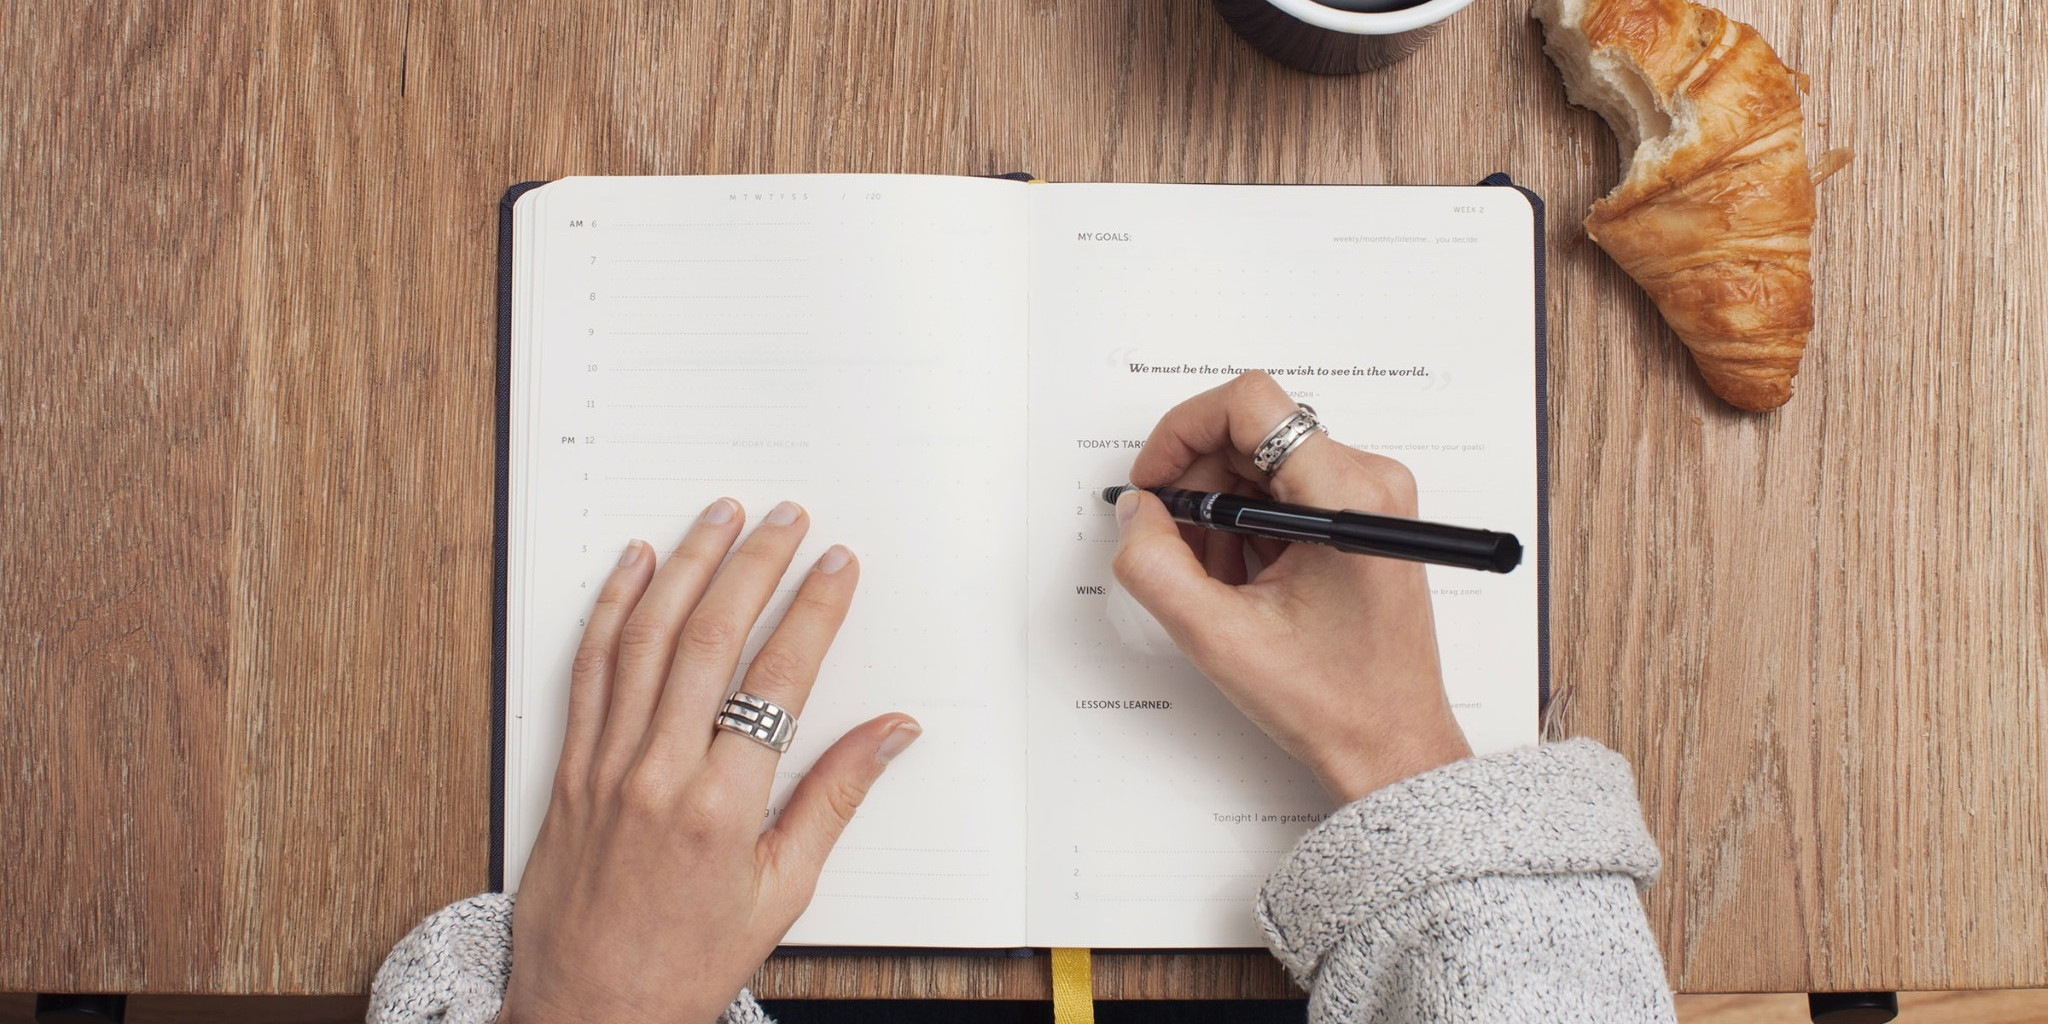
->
left=1, top=3, right=252, bottom=991
left=2, top=0, right=2043, bottom=999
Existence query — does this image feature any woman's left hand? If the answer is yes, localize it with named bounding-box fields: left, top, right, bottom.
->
left=500, top=499, right=921, bottom=1024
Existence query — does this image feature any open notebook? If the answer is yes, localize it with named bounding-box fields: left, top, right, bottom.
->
left=496, top=174, right=1547, bottom=949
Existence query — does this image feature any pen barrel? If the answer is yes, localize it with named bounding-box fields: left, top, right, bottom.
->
left=1319, top=511, right=1522, bottom=573
left=1202, top=492, right=1522, bottom=574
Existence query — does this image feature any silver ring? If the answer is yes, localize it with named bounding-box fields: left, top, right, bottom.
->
left=715, top=691, right=798, bottom=754
left=1251, top=404, right=1328, bottom=475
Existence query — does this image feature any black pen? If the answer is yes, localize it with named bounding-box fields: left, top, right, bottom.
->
left=1099, top=485, right=1522, bottom=574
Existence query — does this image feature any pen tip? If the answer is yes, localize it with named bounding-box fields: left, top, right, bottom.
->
left=1098, top=485, right=1127, bottom=505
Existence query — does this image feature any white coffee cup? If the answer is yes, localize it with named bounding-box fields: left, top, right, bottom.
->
left=1210, top=0, right=1483, bottom=74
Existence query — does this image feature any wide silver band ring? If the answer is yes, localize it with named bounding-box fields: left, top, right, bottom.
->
left=1252, top=404, right=1328, bottom=476
left=715, top=691, right=798, bottom=754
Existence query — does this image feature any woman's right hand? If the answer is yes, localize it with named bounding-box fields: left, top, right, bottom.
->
left=1112, top=371, right=1472, bottom=803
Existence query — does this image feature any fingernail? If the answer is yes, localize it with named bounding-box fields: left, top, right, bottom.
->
left=701, top=498, right=736, bottom=525
left=617, top=539, right=643, bottom=568
left=876, top=721, right=922, bottom=765
left=816, top=544, right=853, bottom=574
left=765, top=500, right=801, bottom=526
left=1115, top=490, right=1140, bottom=526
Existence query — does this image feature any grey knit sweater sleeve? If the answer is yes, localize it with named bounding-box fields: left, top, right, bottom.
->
left=1256, top=738, right=1676, bottom=1023
left=365, top=892, right=772, bottom=1024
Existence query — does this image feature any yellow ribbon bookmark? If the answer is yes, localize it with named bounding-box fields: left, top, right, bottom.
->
left=1051, top=947, right=1096, bottom=1024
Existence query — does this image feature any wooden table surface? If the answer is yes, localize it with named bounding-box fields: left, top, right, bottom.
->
left=3, top=0, right=2043, bottom=1001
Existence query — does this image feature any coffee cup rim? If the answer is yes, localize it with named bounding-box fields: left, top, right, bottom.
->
left=1264, top=0, right=1481, bottom=35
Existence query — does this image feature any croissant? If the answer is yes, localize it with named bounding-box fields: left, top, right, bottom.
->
left=1534, top=0, right=1826, bottom=412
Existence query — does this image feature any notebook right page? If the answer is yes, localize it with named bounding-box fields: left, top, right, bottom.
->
left=1022, top=183, right=1542, bottom=948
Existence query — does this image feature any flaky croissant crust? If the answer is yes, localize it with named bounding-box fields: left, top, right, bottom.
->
left=1567, top=0, right=1817, bottom=412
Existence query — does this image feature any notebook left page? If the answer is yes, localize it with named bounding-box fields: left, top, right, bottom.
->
left=506, top=175, right=1032, bottom=947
